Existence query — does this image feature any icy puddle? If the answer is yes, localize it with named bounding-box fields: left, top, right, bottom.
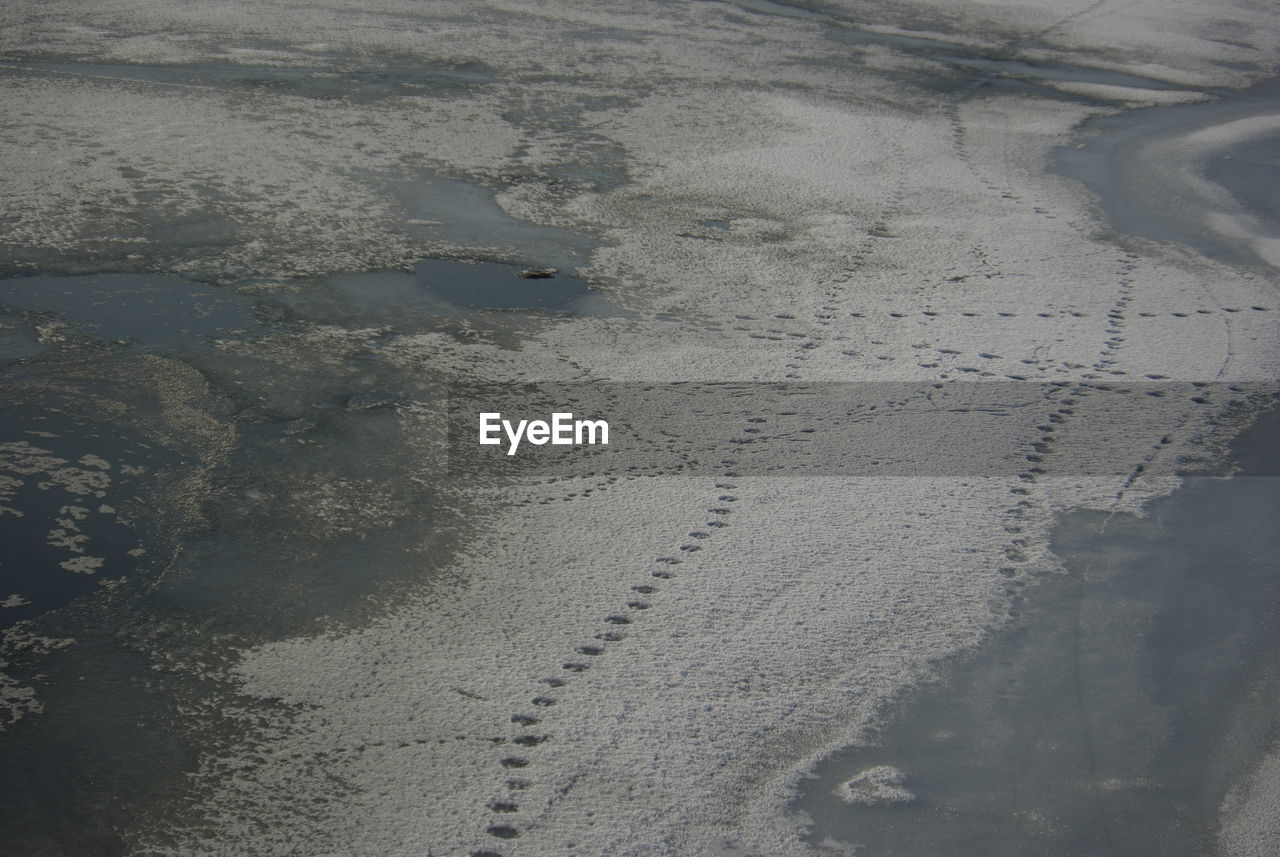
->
left=413, top=258, right=603, bottom=311
left=794, top=409, right=1280, bottom=856
left=410, top=257, right=606, bottom=313
left=394, top=175, right=604, bottom=273
left=314, top=258, right=611, bottom=320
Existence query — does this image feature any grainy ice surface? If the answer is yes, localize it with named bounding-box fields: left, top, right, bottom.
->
left=0, top=0, right=1278, bottom=855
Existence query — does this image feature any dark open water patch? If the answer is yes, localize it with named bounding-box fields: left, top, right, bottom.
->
left=795, top=408, right=1280, bottom=856
left=0, top=609, right=194, bottom=857
left=0, top=320, right=42, bottom=363
left=0, top=367, right=209, bottom=633
left=310, top=257, right=613, bottom=323
left=0, top=423, right=146, bottom=632
left=0, top=397, right=204, bottom=857
left=412, top=258, right=605, bottom=311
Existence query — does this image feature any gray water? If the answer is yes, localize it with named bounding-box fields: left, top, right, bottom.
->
left=0, top=378, right=220, bottom=857
left=262, top=259, right=615, bottom=334
left=795, top=409, right=1280, bottom=856
left=412, top=258, right=607, bottom=312
left=0, top=412, right=155, bottom=632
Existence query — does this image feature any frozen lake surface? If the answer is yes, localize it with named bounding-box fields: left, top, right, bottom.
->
left=0, top=0, right=1278, bottom=854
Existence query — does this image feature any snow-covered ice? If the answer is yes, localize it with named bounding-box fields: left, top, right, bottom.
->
left=0, top=0, right=1278, bottom=854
